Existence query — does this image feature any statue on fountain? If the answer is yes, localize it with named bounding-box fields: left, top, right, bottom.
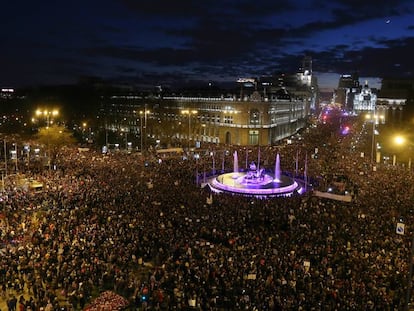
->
left=245, top=162, right=265, bottom=181
left=249, top=161, right=256, bottom=172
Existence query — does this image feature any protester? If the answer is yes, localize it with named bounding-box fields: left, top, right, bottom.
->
left=0, top=117, right=412, bottom=310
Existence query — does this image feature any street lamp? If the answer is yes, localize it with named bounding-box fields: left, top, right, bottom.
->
left=365, top=112, right=384, bottom=163
left=35, top=109, right=59, bottom=171
left=121, top=128, right=129, bottom=150
left=36, top=109, right=59, bottom=128
left=181, top=109, right=197, bottom=151
left=82, top=122, right=88, bottom=143
left=393, top=134, right=414, bottom=169
left=139, top=111, right=143, bottom=153
left=12, top=143, right=18, bottom=172
left=3, top=139, right=7, bottom=177
left=139, top=109, right=150, bottom=153
left=393, top=135, right=406, bottom=166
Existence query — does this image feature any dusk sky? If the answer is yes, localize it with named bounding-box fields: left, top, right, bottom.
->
left=1, top=0, right=413, bottom=92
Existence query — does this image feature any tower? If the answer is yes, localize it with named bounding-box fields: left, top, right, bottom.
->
left=298, top=56, right=312, bottom=87
left=301, top=56, right=312, bottom=75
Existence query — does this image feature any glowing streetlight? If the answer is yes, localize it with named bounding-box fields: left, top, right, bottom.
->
left=36, top=109, right=59, bottom=127
left=35, top=109, right=59, bottom=171
left=394, top=135, right=406, bottom=146
left=392, top=135, right=407, bottom=166
left=365, top=112, right=384, bottom=163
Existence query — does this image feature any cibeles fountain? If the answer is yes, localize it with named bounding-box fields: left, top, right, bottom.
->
left=208, top=151, right=304, bottom=197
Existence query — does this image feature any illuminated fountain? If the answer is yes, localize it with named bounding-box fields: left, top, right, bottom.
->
left=232, top=151, right=239, bottom=178
left=274, top=153, right=281, bottom=182
left=209, top=151, right=303, bottom=197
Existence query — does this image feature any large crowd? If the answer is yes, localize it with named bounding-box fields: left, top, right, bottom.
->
left=1, top=117, right=414, bottom=310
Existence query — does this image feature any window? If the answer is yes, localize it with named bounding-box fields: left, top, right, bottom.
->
left=249, top=109, right=260, bottom=125
left=224, top=115, right=233, bottom=124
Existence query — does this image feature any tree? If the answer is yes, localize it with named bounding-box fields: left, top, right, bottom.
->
left=35, top=125, right=76, bottom=166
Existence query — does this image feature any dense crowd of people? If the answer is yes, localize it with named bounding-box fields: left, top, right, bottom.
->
left=1, top=116, right=414, bottom=310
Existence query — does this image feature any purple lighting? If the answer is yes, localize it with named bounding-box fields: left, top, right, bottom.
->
left=207, top=154, right=305, bottom=197
left=209, top=172, right=301, bottom=197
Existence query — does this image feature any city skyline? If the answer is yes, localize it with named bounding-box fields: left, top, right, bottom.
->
left=0, top=0, right=413, bottom=91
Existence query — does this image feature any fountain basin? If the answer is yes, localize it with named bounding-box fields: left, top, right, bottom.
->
left=209, top=172, right=301, bottom=196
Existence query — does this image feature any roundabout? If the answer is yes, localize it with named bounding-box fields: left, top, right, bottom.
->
left=208, top=152, right=304, bottom=197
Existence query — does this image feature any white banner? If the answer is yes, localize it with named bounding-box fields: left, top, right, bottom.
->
left=396, top=222, right=405, bottom=235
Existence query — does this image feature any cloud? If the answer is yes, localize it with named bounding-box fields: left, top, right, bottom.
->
left=0, top=0, right=413, bottom=89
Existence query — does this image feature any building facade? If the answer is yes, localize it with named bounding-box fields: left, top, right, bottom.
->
left=376, top=77, right=414, bottom=125
left=98, top=57, right=317, bottom=149
left=334, top=73, right=360, bottom=110
left=99, top=87, right=312, bottom=149
left=353, top=81, right=377, bottom=112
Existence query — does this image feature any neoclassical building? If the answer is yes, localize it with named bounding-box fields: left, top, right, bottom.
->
left=99, top=57, right=317, bottom=149
left=353, top=81, right=377, bottom=112
left=156, top=89, right=308, bottom=146
left=99, top=85, right=313, bottom=149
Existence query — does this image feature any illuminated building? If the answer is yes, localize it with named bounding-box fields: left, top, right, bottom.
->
left=353, top=80, right=377, bottom=112
left=334, top=73, right=360, bottom=110
left=376, top=77, right=414, bottom=124
left=99, top=73, right=316, bottom=148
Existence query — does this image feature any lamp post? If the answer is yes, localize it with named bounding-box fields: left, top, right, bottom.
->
left=82, top=122, right=87, bottom=143
left=371, top=115, right=375, bottom=162
left=139, top=109, right=150, bottom=153
left=139, top=111, right=144, bottom=153
left=393, top=134, right=414, bottom=169
left=365, top=113, right=376, bottom=163
left=13, top=143, right=18, bottom=172
left=104, top=118, right=109, bottom=150
left=36, top=109, right=58, bottom=128
left=394, top=135, right=406, bottom=166
left=3, top=139, right=7, bottom=177
left=35, top=109, right=59, bottom=171
left=121, top=128, right=128, bottom=151
left=181, top=109, right=197, bottom=151
left=365, top=112, right=384, bottom=163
